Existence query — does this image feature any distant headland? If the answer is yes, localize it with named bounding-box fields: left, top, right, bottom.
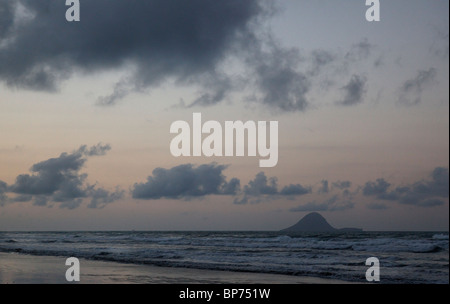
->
left=281, top=212, right=362, bottom=232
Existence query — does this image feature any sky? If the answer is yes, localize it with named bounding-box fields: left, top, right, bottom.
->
left=0, top=0, right=448, bottom=231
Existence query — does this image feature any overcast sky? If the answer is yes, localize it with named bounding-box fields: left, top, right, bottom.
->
left=0, top=0, right=448, bottom=231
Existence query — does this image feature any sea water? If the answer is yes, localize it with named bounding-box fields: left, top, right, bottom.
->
left=0, top=231, right=448, bottom=284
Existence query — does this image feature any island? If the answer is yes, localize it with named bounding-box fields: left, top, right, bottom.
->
left=281, top=212, right=362, bottom=232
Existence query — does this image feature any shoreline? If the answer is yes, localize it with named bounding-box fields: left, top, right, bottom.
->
left=0, top=252, right=354, bottom=284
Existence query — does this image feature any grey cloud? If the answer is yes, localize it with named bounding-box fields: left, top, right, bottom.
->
left=132, top=163, right=235, bottom=200
left=1, top=2, right=382, bottom=113
left=337, top=75, right=367, bottom=106
left=399, top=68, right=437, bottom=105
left=345, top=38, right=373, bottom=61
left=244, top=172, right=278, bottom=196
left=0, top=1, right=14, bottom=37
left=249, top=45, right=310, bottom=112
left=280, top=184, right=311, bottom=196
left=9, top=152, right=87, bottom=195
left=221, top=178, right=241, bottom=195
left=33, top=196, right=48, bottom=207
left=132, top=166, right=310, bottom=203
left=0, top=180, right=7, bottom=206
left=0, top=0, right=263, bottom=105
left=12, top=195, right=33, bottom=202
left=309, top=49, right=335, bottom=76
left=363, top=178, right=391, bottom=197
left=290, top=195, right=354, bottom=212
left=318, top=180, right=329, bottom=194
left=3, top=144, right=122, bottom=209
left=242, top=171, right=311, bottom=198
left=60, top=198, right=83, bottom=210
left=88, top=187, right=125, bottom=209
left=364, top=167, right=449, bottom=208
left=0, top=180, right=7, bottom=193
left=97, top=81, right=133, bottom=106
left=188, top=73, right=234, bottom=107
left=416, top=198, right=445, bottom=207
left=77, top=143, right=111, bottom=156
left=233, top=196, right=249, bottom=205
left=332, top=181, right=351, bottom=190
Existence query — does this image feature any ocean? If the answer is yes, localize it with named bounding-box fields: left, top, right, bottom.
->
left=0, top=231, right=448, bottom=284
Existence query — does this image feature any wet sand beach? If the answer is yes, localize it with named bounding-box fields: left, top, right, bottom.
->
left=0, top=252, right=352, bottom=284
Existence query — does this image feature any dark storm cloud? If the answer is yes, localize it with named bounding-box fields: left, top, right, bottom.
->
left=399, top=68, right=437, bottom=105
left=1, top=1, right=383, bottom=112
left=363, top=167, right=449, bottom=208
left=0, top=1, right=14, bottom=37
left=290, top=195, right=354, bottom=212
left=0, top=0, right=263, bottom=103
left=337, top=75, right=367, bottom=106
left=132, top=163, right=238, bottom=200
left=2, top=144, right=122, bottom=209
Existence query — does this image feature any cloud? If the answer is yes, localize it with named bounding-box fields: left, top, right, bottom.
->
left=1, top=2, right=384, bottom=113
left=280, top=184, right=311, bottom=196
left=233, top=172, right=311, bottom=204
left=0, top=180, right=7, bottom=193
left=363, top=167, right=449, bottom=208
left=318, top=180, right=329, bottom=194
left=332, top=181, right=351, bottom=190
left=132, top=163, right=238, bottom=200
left=362, top=178, right=394, bottom=199
left=77, top=143, right=111, bottom=156
left=132, top=166, right=310, bottom=203
left=2, top=144, right=122, bottom=209
left=0, top=1, right=14, bottom=38
left=0, top=180, right=7, bottom=206
left=248, top=45, right=310, bottom=111
left=0, top=0, right=264, bottom=104
left=308, top=49, right=335, bottom=76
left=243, top=172, right=278, bottom=195
left=399, top=68, right=437, bottom=105
left=290, top=195, right=354, bottom=212
left=345, top=38, right=373, bottom=61
left=337, top=75, right=367, bottom=106
left=88, top=187, right=125, bottom=209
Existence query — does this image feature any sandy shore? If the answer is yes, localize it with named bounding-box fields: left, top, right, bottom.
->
left=0, top=252, right=353, bottom=284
